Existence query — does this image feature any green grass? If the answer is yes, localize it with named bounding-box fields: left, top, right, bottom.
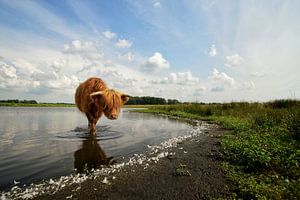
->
left=135, top=100, right=300, bottom=199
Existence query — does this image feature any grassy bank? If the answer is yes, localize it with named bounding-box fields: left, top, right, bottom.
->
left=0, top=102, right=75, bottom=107
left=136, top=100, right=300, bottom=199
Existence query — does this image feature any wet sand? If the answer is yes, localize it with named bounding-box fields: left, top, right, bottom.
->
left=34, top=123, right=235, bottom=200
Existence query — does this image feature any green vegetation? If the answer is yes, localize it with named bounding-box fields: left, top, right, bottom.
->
left=137, top=99, right=300, bottom=199
left=0, top=99, right=74, bottom=107
left=174, top=164, right=191, bottom=176
left=125, top=96, right=180, bottom=105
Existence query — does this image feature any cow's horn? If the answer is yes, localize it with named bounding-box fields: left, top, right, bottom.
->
left=90, top=91, right=103, bottom=97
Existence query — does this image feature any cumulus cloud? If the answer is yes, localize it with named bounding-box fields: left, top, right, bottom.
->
left=209, top=68, right=235, bottom=92
left=12, top=59, right=42, bottom=75
left=63, top=40, right=96, bottom=54
left=0, top=61, right=17, bottom=79
left=169, top=72, right=199, bottom=85
left=152, top=71, right=200, bottom=86
left=0, top=57, right=81, bottom=93
left=102, top=30, right=116, bottom=39
left=63, top=40, right=103, bottom=62
left=31, top=67, right=79, bottom=90
left=115, top=39, right=132, bottom=48
left=44, top=74, right=79, bottom=90
left=50, top=59, right=66, bottom=73
left=118, top=52, right=134, bottom=62
left=225, top=54, right=244, bottom=67
left=0, top=60, right=41, bottom=89
left=142, top=52, right=170, bottom=72
left=209, top=44, right=217, bottom=57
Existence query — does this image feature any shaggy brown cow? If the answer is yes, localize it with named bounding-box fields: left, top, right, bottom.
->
left=75, top=77, right=129, bottom=135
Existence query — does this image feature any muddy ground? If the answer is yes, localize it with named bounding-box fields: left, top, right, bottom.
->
left=33, top=123, right=235, bottom=200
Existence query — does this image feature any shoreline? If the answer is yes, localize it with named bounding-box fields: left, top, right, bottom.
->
left=1, top=120, right=235, bottom=200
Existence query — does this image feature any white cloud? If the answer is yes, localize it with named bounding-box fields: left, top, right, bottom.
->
left=166, top=72, right=199, bottom=85
left=142, top=52, right=170, bottom=72
left=211, top=86, right=224, bottom=92
left=44, top=74, right=79, bottom=90
left=153, top=2, right=161, bottom=7
left=31, top=67, right=80, bottom=91
left=0, top=61, right=17, bottom=79
left=209, top=68, right=235, bottom=92
left=194, top=87, right=206, bottom=96
left=64, top=40, right=96, bottom=54
left=12, top=59, right=43, bottom=76
left=209, top=44, right=217, bottom=57
left=152, top=71, right=200, bottom=87
left=54, top=59, right=66, bottom=72
left=0, top=60, right=41, bottom=89
left=225, top=54, right=244, bottom=67
left=118, top=52, right=134, bottom=62
left=241, top=81, right=255, bottom=90
left=102, top=30, right=117, bottom=39
left=250, top=71, right=266, bottom=78
left=168, top=73, right=178, bottom=83
left=115, top=39, right=132, bottom=48
left=0, top=57, right=80, bottom=94
left=63, top=40, right=104, bottom=63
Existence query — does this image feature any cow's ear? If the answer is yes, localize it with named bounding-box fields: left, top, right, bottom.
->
left=90, top=91, right=103, bottom=101
left=121, top=94, right=130, bottom=104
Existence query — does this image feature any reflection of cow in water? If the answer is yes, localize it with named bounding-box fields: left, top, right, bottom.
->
left=75, top=77, right=129, bottom=135
left=74, top=136, right=115, bottom=173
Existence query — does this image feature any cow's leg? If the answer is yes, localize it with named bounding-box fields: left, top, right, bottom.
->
left=86, top=113, right=92, bottom=128
left=90, top=121, right=96, bottom=135
left=86, top=113, right=96, bottom=135
left=90, top=116, right=101, bottom=135
left=87, top=104, right=102, bottom=135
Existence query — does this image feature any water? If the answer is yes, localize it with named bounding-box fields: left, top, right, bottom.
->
left=0, top=107, right=193, bottom=191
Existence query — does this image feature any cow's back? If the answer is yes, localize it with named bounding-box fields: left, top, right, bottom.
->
left=75, top=77, right=107, bottom=113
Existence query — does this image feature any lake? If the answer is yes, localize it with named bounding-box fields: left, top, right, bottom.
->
left=0, top=107, right=193, bottom=191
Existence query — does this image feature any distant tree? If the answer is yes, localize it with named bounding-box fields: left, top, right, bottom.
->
left=125, top=96, right=178, bottom=105
left=20, top=100, right=38, bottom=104
left=167, top=99, right=180, bottom=104
left=0, top=99, right=38, bottom=104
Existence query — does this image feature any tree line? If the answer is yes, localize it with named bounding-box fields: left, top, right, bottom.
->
left=125, top=96, right=180, bottom=105
left=0, top=99, right=38, bottom=104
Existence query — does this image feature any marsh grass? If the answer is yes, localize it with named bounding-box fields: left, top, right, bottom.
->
left=138, top=100, right=300, bottom=199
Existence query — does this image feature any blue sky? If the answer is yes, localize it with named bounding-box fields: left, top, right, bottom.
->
left=0, top=0, right=299, bottom=103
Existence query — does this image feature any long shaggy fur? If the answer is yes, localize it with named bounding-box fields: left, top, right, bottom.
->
left=75, top=77, right=129, bottom=134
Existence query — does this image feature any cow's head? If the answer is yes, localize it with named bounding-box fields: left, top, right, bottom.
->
left=90, top=89, right=129, bottom=120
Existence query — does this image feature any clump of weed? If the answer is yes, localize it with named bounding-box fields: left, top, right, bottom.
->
left=174, top=164, right=191, bottom=176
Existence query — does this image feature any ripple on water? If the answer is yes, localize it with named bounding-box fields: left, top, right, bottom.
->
left=54, top=125, right=124, bottom=141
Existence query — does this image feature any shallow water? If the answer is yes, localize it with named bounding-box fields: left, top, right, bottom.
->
left=0, top=107, right=193, bottom=190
